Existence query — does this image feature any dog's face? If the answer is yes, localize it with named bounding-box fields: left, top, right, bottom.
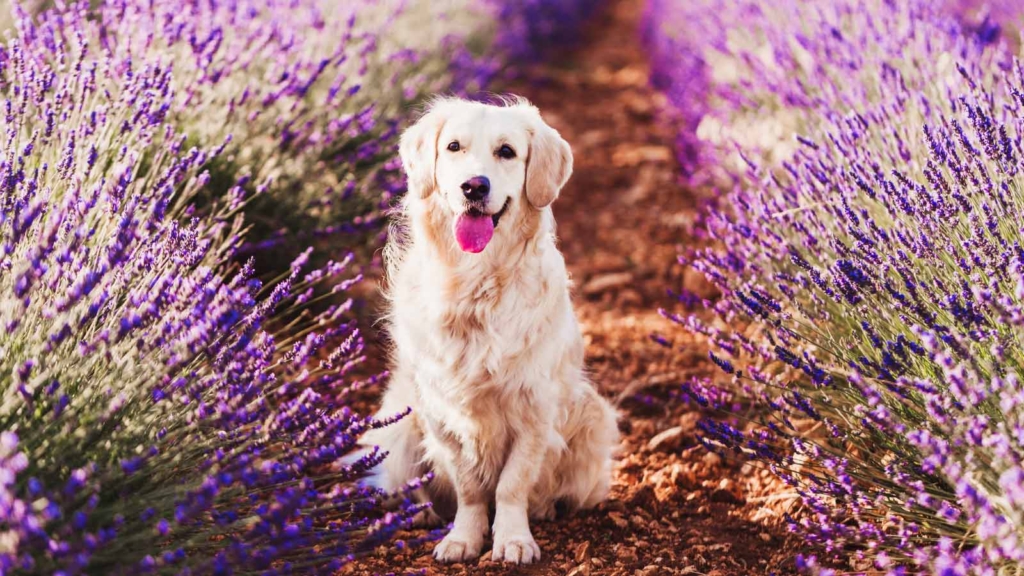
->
left=434, top=110, right=528, bottom=250
left=399, top=97, right=573, bottom=254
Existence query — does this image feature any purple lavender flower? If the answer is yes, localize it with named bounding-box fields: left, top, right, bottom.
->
left=483, top=0, right=602, bottom=65
left=642, top=0, right=1011, bottom=183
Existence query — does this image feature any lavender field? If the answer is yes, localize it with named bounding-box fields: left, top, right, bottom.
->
left=1, top=0, right=1023, bottom=574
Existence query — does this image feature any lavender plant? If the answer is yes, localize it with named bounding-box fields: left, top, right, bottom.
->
left=647, top=0, right=1024, bottom=572
left=642, top=0, right=1009, bottom=181
left=0, top=2, right=430, bottom=573
left=948, top=0, right=1024, bottom=33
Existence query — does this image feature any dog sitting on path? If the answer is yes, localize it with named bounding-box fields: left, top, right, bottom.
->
left=361, top=95, right=619, bottom=565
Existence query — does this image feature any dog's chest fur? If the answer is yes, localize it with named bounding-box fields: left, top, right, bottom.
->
left=394, top=245, right=566, bottom=391
left=389, top=237, right=576, bottom=472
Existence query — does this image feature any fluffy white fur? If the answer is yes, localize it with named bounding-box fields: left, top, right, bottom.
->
left=361, top=96, right=619, bottom=565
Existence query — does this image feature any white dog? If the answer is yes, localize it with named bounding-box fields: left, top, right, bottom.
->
left=362, top=96, right=618, bottom=565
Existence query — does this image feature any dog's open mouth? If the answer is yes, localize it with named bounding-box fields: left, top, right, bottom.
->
left=453, top=198, right=511, bottom=254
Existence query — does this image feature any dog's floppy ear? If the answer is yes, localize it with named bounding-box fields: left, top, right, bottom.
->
left=525, top=114, right=573, bottom=209
left=399, top=100, right=454, bottom=198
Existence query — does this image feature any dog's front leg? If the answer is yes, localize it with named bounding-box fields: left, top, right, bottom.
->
left=491, top=427, right=546, bottom=564
left=432, top=456, right=489, bottom=563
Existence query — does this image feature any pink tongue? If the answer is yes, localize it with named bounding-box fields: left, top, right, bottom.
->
left=453, top=213, right=494, bottom=253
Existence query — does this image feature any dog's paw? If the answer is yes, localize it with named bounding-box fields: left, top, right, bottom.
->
left=433, top=533, right=484, bottom=563
left=491, top=532, right=541, bottom=564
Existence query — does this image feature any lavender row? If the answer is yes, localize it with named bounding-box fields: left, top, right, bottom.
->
left=647, top=0, right=1024, bottom=573
left=0, top=0, right=443, bottom=571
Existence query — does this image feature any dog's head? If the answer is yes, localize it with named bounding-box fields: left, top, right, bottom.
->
left=398, top=96, right=573, bottom=254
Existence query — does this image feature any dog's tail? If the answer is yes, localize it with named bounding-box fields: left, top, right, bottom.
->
left=337, top=445, right=389, bottom=490
left=341, top=403, right=418, bottom=493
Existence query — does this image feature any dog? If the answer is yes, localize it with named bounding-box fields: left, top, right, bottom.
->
left=361, top=96, right=619, bottom=565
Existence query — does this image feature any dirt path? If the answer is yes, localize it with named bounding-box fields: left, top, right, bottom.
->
left=344, top=1, right=801, bottom=573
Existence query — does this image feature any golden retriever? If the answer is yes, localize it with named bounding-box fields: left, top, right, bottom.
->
left=363, top=96, right=619, bottom=565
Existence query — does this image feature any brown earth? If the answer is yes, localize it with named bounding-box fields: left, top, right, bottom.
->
left=341, top=0, right=803, bottom=573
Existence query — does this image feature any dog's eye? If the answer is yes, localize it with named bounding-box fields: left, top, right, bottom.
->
left=497, top=144, right=516, bottom=159
left=447, top=141, right=461, bottom=152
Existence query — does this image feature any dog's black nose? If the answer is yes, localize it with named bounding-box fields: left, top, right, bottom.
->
left=461, top=176, right=490, bottom=202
